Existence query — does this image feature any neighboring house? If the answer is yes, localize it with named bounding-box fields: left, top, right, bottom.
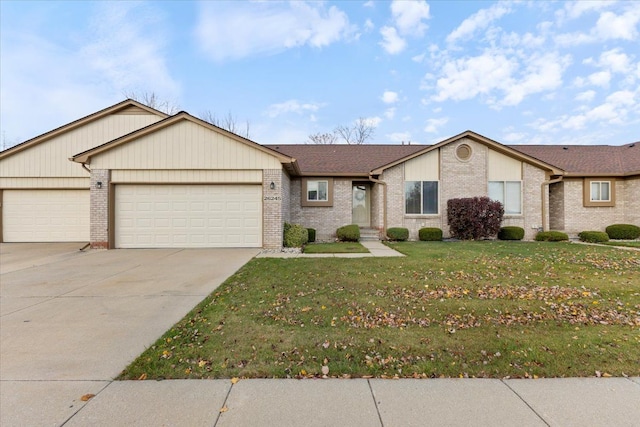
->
left=0, top=100, right=638, bottom=248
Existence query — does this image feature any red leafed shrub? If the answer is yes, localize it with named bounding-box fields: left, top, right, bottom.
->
left=447, top=197, right=504, bottom=240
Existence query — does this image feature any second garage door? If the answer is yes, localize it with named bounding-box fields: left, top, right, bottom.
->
left=115, top=185, right=262, bottom=248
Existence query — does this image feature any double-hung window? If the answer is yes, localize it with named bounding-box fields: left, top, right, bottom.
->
left=489, top=181, right=522, bottom=215
left=590, top=181, right=610, bottom=202
left=405, top=181, right=438, bottom=214
left=307, top=180, right=328, bottom=202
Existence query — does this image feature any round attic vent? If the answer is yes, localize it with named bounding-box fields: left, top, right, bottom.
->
left=456, top=144, right=472, bottom=161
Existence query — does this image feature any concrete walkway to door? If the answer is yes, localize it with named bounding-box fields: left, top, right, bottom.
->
left=0, top=243, right=259, bottom=427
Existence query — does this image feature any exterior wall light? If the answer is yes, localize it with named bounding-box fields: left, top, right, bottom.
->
left=96, top=181, right=102, bottom=189
left=270, top=182, right=276, bottom=190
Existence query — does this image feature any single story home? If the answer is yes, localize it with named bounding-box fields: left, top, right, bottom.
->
left=1, top=100, right=638, bottom=248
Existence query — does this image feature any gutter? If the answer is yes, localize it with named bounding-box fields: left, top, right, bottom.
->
left=541, top=175, right=564, bottom=231
left=368, top=174, right=387, bottom=235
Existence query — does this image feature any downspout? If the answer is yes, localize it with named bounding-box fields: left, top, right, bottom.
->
left=541, top=175, right=563, bottom=231
left=369, top=175, right=387, bottom=236
left=80, top=162, right=91, bottom=250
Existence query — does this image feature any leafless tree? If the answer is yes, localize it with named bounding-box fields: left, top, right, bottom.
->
left=311, top=117, right=375, bottom=145
left=199, top=110, right=251, bottom=139
left=307, top=131, right=338, bottom=145
left=123, top=90, right=180, bottom=115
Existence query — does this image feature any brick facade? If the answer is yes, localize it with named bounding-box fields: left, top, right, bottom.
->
left=90, top=169, right=110, bottom=249
left=624, top=178, right=640, bottom=226
left=290, top=178, right=355, bottom=241
left=549, top=181, right=565, bottom=230
left=558, top=178, right=628, bottom=236
left=263, top=169, right=284, bottom=249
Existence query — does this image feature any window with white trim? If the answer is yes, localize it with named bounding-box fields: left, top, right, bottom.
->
left=590, top=181, right=610, bottom=202
left=405, top=181, right=438, bottom=214
left=489, top=181, right=522, bottom=215
left=307, top=180, right=328, bottom=202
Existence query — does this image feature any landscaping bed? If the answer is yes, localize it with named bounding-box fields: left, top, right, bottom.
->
left=121, top=241, right=639, bottom=380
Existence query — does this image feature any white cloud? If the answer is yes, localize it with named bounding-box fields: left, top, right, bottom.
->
left=598, top=48, right=633, bottom=73
left=364, top=19, right=375, bottom=32
left=379, top=26, right=406, bottom=54
left=587, top=70, right=612, bottom=87
left=446, top=2, right=512, bottom=44
left=387, top=132, right=412, bottom=143
left=432, top=53, right=517, bottom=102
left=381, top=91, right=399, bottom=104
left=500, top=53, right=570, bottom=106
left=594, top=8, right=640, bottom=41
left=575, top=90, right=596, bottom=102
left=384, top=107, right=396, bottom=120
left=502, top=132, right=526, bottom=143
left=195, top=2, right=355, bottom=61
left=363, top=116, right=383, bottom=128
left=424, top=117, right=448, bottom=133
left=558, top=1, right=615, bottom=21
left=265, top=100, right=323, bottom=118
left=391, top=0, right=430, bottom=37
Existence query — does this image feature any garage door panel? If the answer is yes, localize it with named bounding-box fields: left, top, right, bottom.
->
left=3, top=190, right=89, bottom=242
left=115, top=185, right=262, bottom=248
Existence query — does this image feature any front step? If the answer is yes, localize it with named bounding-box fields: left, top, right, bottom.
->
left=359, top=227, right=381, bottom=241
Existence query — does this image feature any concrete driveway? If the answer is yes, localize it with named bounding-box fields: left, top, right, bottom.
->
left=0, top=243, right=258, bottom=427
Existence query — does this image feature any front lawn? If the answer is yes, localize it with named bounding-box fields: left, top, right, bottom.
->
left=121, top=241, right=639, bottom=380
left=602, top=241, right=640, bottom=248
left=304, top=242, right=369, bottom=254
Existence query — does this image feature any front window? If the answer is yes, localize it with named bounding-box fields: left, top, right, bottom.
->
left=590, top=181, right=610, bottom=202
left=405, top=181, right=438, bottom=214
left=307, top=180, right=328, bottom=202
left=489, top=181, right=522, bottom=214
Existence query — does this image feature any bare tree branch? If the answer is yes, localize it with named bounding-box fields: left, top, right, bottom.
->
left=124, top=90, right=180, bottom=115
left=199, top=110, right=251, bottom=139
left=353, top=117, right=375, bottom=145
left=334, top=124, right=355, bottom=144
left=307, top=132, right=338, bottom=145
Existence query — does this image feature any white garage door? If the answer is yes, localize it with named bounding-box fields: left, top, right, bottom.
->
left=115, top=185, right=262, bottom=248
left=2, top=189, right=89, bottom=242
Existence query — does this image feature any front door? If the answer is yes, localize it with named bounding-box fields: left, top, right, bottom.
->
left=352, top=185, right=370, bottom=227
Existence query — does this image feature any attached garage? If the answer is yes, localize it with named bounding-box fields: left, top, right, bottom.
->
left=114, top=184, right=262, bottom=248
left=2, top=189, right=89, bottom=242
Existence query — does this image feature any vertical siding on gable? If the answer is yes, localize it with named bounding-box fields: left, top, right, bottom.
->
left=404, top=150, right=439, bottom=181
left=0, top=113, right=163, bottom=178
left=488, top=149, right=522, bottom=180
left=90, top=121, right=282, bottom=170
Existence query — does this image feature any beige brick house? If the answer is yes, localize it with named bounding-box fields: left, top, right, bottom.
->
left=1, top=100, right=638, bottom=248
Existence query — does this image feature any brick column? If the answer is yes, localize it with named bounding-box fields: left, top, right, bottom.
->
left=263, top=170, right=283, bottom=249
left=90, top=169, right=110, bottom=249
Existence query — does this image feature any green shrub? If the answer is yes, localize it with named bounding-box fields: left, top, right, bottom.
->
left=336, top=224, right=360, bottom=242
left=306, top=228, right=316, bottom=243
left=447, top=197, right=504, bottom=240
left=419, top=227, right=443, bottom=241
left=535, top=231, right=569, bottom=242
left=387, top=227, right=409, bottom=241
left=578, top=231, right=609, bottom=243
left=498, top=226, right=525, bottom=241
left=605, top=224, right=640, bottom=240
left=283, top=222, right=308, bottom=247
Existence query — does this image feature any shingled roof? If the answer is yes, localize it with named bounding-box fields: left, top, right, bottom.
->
left=265, top=144, right=426, bottom=175
left=510, top=143, right=640, bottom=176
left=266, top=139, right=640, bottom=177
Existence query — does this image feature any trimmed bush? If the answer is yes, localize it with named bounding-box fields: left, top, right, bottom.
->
left=447, top=197, right=504, bottom=240
left=578, top=231, right=609, bottom=243
left=419, top=227, right=443, bottom=241
left=283, top=222, right=308, bottom=247
left=605, top=224, right=640, bottom=240
left=535, top=231, right=569, bottom=242
left=498, top=226, right=525, bottom=241
left=387, top=227, right=409, bottom=241
left=336, top=224, right=360, bottom=242
left=306, top=228, right=316, bottom=243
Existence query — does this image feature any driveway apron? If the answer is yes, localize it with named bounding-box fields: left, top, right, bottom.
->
left=0, top=243, right=258, bottom=427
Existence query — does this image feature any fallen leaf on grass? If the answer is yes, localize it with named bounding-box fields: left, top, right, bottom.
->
left=80, top=394, right=95, bottom=402
left=137, top=373, right=147, bottom=380
left=231, top=377, right=239, bottom=384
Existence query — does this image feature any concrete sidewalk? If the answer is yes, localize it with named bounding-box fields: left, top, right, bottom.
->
left=256, top=241, right=404, bottom=258
left=54, top=377, right=640, bottom=427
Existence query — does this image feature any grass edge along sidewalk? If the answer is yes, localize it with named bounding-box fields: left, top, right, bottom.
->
left=120, top=241, right=640, bottom=381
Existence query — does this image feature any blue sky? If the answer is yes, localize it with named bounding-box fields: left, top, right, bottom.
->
left=1, top=1, right=639, bottom=148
